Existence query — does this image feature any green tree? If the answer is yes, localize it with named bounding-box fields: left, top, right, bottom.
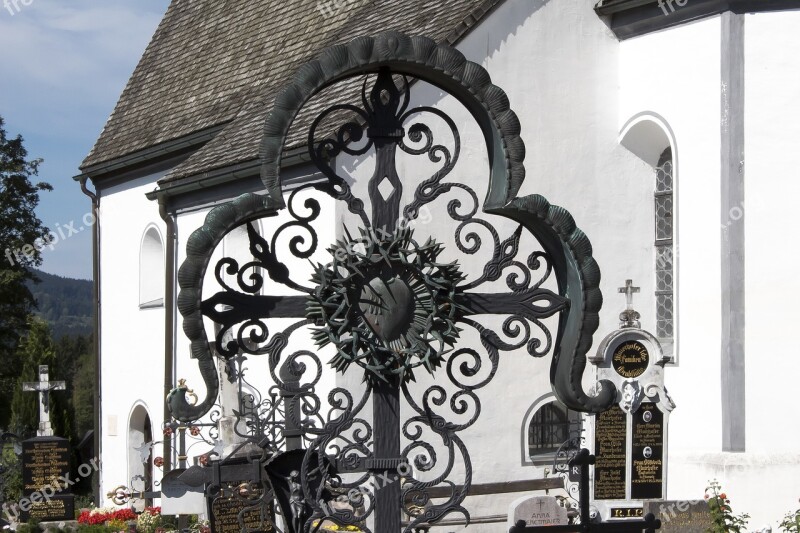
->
left=71, top=341, right=95, bottom=438
left=0, top=115, right=52, bottom=429
left=9, top=319, right=72, bottom=440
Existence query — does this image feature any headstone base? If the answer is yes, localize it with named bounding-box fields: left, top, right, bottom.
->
left=643, top=500, right=712, bottom=532
left=38, top=520, right=78, bottom=533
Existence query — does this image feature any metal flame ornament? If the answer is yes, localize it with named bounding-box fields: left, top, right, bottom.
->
left=307, top=226, right=466, bottom=383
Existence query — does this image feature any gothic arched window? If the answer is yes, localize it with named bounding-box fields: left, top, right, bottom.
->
left=655, top=147, right=674, bottom=339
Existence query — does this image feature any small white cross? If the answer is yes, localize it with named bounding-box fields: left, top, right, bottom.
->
left=22, top=365, right=66, bottom=437
left=618, top=279, right=640, bottom=311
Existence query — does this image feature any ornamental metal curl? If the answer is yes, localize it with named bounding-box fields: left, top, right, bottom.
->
left=172, top=31, right=613, bottom=533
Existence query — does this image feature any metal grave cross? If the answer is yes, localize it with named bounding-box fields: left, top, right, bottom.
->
left=170, top=48, right=617, bottom=533
left=510, top=449, right=660, bottom=533
left=22, top=365, right=66, bottom=437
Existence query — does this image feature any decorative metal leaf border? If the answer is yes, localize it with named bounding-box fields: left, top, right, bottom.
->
left=171, top=30, right=614, bottom=422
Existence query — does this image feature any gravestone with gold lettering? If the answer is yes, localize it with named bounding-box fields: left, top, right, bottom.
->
left=587, top=280, right=676, bottom=523
left=19, top=366, right=75, bottom=524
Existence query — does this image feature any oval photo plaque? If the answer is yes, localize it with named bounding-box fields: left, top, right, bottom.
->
left=612, top=340, right=649, bottom=378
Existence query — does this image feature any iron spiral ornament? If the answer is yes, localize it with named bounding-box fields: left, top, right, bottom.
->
left=171, top=31, right=613, bottom=533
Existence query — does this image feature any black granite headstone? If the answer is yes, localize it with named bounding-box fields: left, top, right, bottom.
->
left=19, top=494, right=74, bottom=523
left=631, top=403, right=664, bottom=500
left=208, top=489, right=274, bottom=533
left=594, top=405, right=627, bottom=500
left=20, top=437, right=74, bottom=522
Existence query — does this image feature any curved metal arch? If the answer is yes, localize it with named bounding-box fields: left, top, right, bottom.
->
left=170, top=193, right=280, bottom=421
left=260, top=31, right=524, bottom=211
left=257, top=30, right=613, bottom=413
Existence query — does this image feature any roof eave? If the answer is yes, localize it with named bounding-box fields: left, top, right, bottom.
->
left=74, top=124, right=229, bottom=183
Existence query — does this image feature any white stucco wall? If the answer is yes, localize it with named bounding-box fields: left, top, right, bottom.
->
left=741, top=9, right=800, bottom=526
left=98, top=172, right=169, bottom=504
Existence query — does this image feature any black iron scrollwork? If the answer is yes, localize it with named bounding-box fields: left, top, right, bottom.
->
left=173, top=31, right=613, bottom=533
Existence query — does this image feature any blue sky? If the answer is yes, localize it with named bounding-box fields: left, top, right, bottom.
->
left=0, top=0, right=170, bottom=280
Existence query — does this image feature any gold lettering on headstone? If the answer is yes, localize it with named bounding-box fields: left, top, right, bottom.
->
left=612, top=341, right=649, bottom=378
left=594, top=405, right=627, bottom=500
left=22, top=440, right=70, bottom=493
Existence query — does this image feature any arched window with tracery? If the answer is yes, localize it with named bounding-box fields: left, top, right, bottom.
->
left=654, top=148, right=674, bottom=339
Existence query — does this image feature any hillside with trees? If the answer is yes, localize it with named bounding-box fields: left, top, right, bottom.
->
left=27, top=269, right=93, bottom=338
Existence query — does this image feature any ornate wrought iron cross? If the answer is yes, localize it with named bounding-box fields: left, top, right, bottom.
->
left=171, top=32, right=616, bottom=533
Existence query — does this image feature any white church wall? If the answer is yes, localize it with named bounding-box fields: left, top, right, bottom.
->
left=739, top=10, right=800, bottom=525
left=744, top=10, right=800, bottom=455
left=98, top=171, right=169, bottom=503
left=620, top=17, right=728, bottom=508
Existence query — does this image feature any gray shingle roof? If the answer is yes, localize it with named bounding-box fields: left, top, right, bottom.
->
left=80, top=0, right=504, bottom=184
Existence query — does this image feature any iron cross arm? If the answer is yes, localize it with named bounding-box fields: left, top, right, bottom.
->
left=202, top=286, right=569, bottom=335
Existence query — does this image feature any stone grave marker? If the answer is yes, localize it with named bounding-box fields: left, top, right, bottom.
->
left=19, top=436, right=74, bottom=522
left=644, top=500, right=712, bottom=532
left=161, top=469, right=206, bottom=516
left=507, top=495, right=568, bottom=530
left=589, top=280, right=676, bottom=521
left=19, top=366, right=74, bottom=524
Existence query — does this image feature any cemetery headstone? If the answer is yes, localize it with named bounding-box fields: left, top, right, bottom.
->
left=593, top=405, right=627, bottom=500
left=19, top=366, right=74, bottom=524
left=588, top=280, right=676, bottom=521
left=161, top=469, right=206, bottom=516
left=644, top=500, right=712, bottom=532
left=507, top=495, right=568, bottom=530
left=19, top=437, right=74, bottom=522
left=205, top=458, right=274, bottom=533
left=631, top=403, right=665, bottom=500
left=208, top=489, right=274, bottom=533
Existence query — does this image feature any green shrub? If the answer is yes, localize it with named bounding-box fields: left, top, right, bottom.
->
left=780, top=508, right=800, bottom=533
left=705, top=480, right=749, bottom=533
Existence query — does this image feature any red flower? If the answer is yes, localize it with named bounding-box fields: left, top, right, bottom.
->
left=720, top=493, right=727, bottom=500
left=154, top=456, right=164, bottom=467
left=190, top=426, right=201, bottom=436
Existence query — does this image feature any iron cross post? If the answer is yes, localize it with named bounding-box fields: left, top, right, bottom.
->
left=22, top=365, right=66, bottom=437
